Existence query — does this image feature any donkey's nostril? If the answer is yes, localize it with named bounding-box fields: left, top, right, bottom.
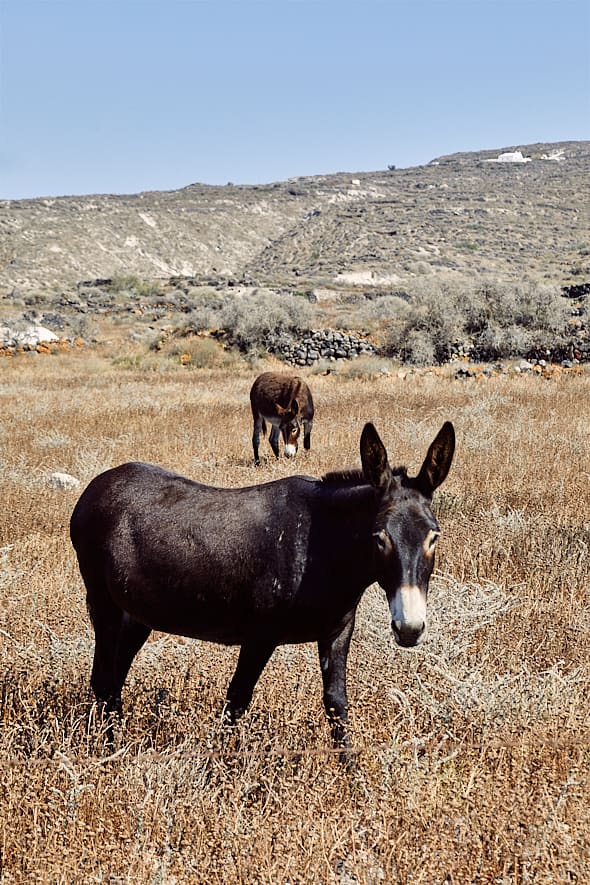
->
left=392, top=620, right=425, bottom=648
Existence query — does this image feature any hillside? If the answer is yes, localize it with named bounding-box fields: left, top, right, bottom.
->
left=1, top=140, right=588, bottom=298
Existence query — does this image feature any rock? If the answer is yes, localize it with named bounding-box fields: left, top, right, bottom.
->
left=47, top=472, right=81, bottom=491
left=0, top=324, right=60, bottom=348
left=264, top=327, right=377, bottom=365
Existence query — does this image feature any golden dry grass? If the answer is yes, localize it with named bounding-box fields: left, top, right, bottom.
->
left=1, top=347, right=589, bottom=883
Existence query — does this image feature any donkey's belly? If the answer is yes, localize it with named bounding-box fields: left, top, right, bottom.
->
left=111, top=576, right=346, bottom=647
left=261, top=412, right=282, bottom=428
left=124, top=603, right=340, bottom=646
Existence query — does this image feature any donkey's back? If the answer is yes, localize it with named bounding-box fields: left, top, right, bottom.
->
left=70, top=462, right=320, bottom=642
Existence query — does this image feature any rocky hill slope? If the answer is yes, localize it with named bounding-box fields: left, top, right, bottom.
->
left=1, top=141, right=588, bottom=298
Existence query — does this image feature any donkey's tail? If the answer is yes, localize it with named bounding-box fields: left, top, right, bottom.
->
left=261, top=417, right=267, bottom=436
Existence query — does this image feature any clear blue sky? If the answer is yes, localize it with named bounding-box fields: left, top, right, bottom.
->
left=1, top=0, right=589, bottom=199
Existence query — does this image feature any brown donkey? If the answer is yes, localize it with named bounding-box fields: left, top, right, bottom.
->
left=250, top=372, right=314, bottom=465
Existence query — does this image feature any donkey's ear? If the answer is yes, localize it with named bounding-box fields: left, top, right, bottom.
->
left=290, top=398, right=299, bottom=416
left=416, top=422, right=455, bottom=497
left=361, top=423, right=391, bottom=491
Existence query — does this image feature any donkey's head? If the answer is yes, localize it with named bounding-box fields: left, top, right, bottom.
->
left=361, top=421, right=455, bottom=648
left=276, top=399, right=301, bottom=458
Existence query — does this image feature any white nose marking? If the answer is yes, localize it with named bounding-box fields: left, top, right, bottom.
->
left=392, top=585, right=427, bottom=632
left=284, top=444, right=297, bottom=458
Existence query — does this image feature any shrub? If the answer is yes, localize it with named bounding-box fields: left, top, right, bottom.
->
left=403, top=330, right=436, bottom=366
left=473, top=323, right=533, bottom=360
left=182, top=286, right=231, bottom=331
left=381, top=279, right=572, bottom=363
left=164, top=336, right=240, bottom=369
left=221, top=289, right=313, bottom=353
left=107, top=275, right=163, bottom=299
left=514, top=282, right=570, bottom=333
left=463, top=281, right=570, bottom=357
left=382, top=280, right=464, bottom=363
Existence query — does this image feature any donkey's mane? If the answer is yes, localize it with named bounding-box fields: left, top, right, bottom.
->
left=390, top=465, right=409, bottom=479
left=321, top=465, right=409, bottom=488
left=321, top=469, right=366, bottom=487
left=321, top=466, right=409, bottom=487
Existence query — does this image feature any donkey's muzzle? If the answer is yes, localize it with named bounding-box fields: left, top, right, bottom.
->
left=390, top=585, right=427, bottom=647
left=392, top=620, right=426, bottom=648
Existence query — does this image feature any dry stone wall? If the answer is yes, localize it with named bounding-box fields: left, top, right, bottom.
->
left=265, top=329, right=377, bottom=366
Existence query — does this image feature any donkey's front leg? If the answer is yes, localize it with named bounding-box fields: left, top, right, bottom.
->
left=318, top=616, right=356, bottom=758
left=224, top=641, right=276, bottom=723
left=268, top=426, right=281, bottom=459
left=252, top=415, right=263, bottom=465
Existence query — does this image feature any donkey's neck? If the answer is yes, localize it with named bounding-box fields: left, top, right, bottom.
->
left=312, top=480, right=378, bottom=590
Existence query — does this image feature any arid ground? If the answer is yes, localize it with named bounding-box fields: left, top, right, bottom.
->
left=1, top=346, right=589, bottom=883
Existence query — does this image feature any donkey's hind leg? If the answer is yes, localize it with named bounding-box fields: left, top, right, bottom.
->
left=88, top=589, right=151, bottom=716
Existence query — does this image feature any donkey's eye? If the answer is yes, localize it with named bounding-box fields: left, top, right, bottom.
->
left=425, top=531, right=440, bottom=553
left=373, top=530, right=391, bottom=555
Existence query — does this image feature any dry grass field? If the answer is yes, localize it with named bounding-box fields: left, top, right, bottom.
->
left=1, top=346, right=589, bottom=883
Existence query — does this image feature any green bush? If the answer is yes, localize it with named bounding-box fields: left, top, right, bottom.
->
left=107, top=275, right=163, bottom=299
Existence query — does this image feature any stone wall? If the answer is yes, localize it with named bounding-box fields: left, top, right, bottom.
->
left=265, top=329, right=377, bottom=366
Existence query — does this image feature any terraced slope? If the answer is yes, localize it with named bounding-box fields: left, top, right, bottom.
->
left=0, top=140, right=588, bottom=296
